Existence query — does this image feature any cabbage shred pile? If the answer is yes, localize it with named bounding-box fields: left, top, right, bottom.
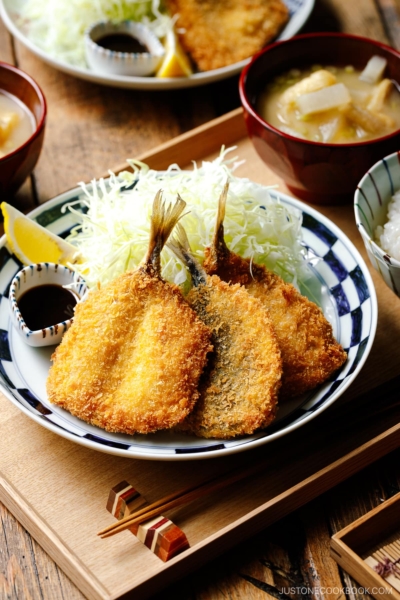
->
left=19, top=0, right=170, bottom=68
left=65, top=149, right=306, bottom=290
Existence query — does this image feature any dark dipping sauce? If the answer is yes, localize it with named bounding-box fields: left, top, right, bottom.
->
left=96, top=34, right=148, bottom=53
left=18, top=284, right=77, bottom=331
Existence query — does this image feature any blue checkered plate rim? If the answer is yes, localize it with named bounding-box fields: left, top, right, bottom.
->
left=0, top=185, right=377, bottom=460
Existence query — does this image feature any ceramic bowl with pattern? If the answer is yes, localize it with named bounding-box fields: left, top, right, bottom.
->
left=9, top=262, right=87, bottom=347
left=239, top=33, right=400, bottom=205
left=85, top=21, right=165, bottom=77
left=0, top=184, right=377, bottom=460
left=354, top=151, right=400, bottom=297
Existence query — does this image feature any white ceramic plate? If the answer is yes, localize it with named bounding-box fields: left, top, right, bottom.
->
left=0, top=0, right=315, bottom=90
left=0, top=185, right=377, bottom=460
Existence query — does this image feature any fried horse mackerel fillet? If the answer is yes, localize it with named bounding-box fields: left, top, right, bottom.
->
left=203, top=184, right=347, bottom=400
left=47, top=192, right=212, bottom=435
left=168, top=224, right=282, bottom=439
left=165, top=0, right=289, bottom=71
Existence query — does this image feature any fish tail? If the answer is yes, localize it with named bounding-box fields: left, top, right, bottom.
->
left=213, top=180, right=229, bottom=248
left=205, top=180, right=232, bottom=272
left=167, top=222, right=191, bottom=259
left=168, top=223, right=207, bottom=287
left=143, top=191, right=187, bottom=274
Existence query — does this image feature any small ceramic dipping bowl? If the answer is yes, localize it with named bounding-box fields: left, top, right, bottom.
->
left=0, top=62, right=46, bottom=197
left=355, top=151, right=400, bottom=297
left=85, top=20, right=165, bottom=77
left=9, top=263, right=87, bottom=347
left=239, top=33, right=400, bottom=205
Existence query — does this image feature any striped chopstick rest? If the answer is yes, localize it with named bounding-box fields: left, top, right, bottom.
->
left=107, top=480, right=148, bottom=519
left=106, top=481, right=190, bottom=562
left=134, top=515, right=191, bottom=562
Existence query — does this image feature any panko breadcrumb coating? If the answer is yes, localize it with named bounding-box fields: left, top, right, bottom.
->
left=47, top=193, right=212, bottom=435
left=203, top=184, right=348, bottom=400
left=169, top=225, right=282, bottom=439
left=165, top=0, right=289, bottom=71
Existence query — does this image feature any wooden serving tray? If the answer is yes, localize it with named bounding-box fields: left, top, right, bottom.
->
left=1, top=108, right=400, bottom=600
left=331, top=492, right=400, bottom=600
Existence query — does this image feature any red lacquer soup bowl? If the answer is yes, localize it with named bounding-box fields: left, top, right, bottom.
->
left=239, top=33, right=400, bottom=205
left=0, top=62, right=46, bottom=198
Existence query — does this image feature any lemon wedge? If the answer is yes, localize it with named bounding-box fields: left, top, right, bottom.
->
left=156, top=30, right=193, bottom=78
left=1, top=202, right=81, bottom=266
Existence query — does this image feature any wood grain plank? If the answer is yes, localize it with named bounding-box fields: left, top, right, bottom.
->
left=376, top=0, right=400, bottom=49
left=111, top=108, right=247, bottom=175
left=0, top=504, right=40, bottom=600
left=0, top=16, right=14, bottom=62
left=0, top=503, right=82, bottom=600
left=298, top=501, right=346, bottom=600
left=0, top=475, right=107, bottom=600
left=304, top=0, right=390, bottom=42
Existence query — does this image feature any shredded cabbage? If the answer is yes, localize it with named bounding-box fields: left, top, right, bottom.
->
left=65, top=147, right=306, bottom=289
left=19, top=0, right=171, bottom=68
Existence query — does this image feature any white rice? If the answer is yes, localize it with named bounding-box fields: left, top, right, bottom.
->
left=375, top=189, right=400, bottom=261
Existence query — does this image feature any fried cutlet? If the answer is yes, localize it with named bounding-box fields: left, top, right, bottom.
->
left=169, top=224, right=282, bottom=439
left=203, top=183, right=348, bottom=400
left=165, top=0, right=289, bottom=71
left=47, top=192, right=213, bottom=435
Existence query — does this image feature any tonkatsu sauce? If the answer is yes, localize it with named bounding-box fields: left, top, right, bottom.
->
left=96, top=34, right=148, bottom=53
left=18, top=284, right=77, bottom=331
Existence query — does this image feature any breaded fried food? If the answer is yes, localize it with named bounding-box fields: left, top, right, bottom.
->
left=165, top=0, right=289, bottom=71
left=169, top=225, right=282, bottom=439
left=47, top=193, right=212, bottom=435
left=203, top=184, right=348, bottom=400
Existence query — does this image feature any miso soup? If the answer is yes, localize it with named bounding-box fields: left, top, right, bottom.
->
left=257, top=64, right=400, bottom=144
left=0, top=90, right=35, bottom=158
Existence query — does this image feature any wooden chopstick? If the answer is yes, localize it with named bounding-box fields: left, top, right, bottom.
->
left=98, top=459, right=270, bottom=539
left=97, top=478, right=212, bottom=537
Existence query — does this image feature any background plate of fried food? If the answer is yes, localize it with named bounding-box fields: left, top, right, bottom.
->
left=0, top=174, right=377, bottom=460
left=0, top=0, right=315, bottom=89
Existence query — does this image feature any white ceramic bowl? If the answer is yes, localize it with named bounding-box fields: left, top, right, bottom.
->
left=85, top=20, right=165, bottom=77
left=9, top=263, right=87, bottom=347
left=355, top=151, right=400, bottom=297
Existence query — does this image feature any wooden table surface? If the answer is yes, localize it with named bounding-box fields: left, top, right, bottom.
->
left=1, top=1, right=400, bottom=598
